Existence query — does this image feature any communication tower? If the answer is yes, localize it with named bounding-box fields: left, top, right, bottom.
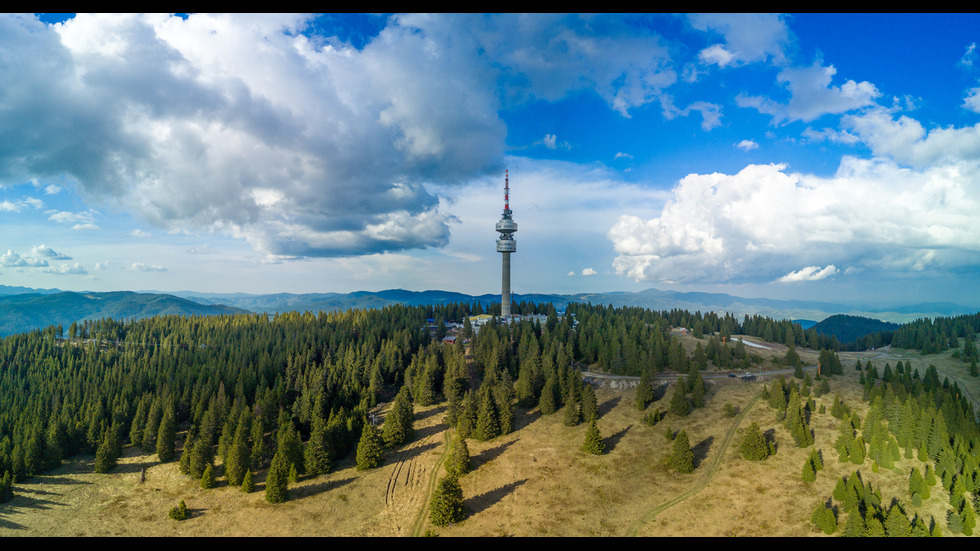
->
left=496, top=170, right=517, bottom=318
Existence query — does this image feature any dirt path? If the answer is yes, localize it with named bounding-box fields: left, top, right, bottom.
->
left=410, top=430, right=452, bottom=536
left=625, top=393, right=761, bottom=536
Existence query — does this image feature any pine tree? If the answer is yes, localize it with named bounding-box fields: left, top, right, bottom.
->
left=445, top=433, right=471, bottom=478
left=802, top=457, right=816, bottom=482
left=356, top=422, right=384, bottom=470
left=241, top=469, right=254, bottom=493
left=429, top=476, right=465, bottom=527
left=740, top=422, right=770, bottom=461
left=582, top=417, right=605, bottom=455
left=810, top=502, right=837, bottom=534
left=474, top=386, right=501, bottom=441
left=563, top=392, right=582, bottom=427
left=0, top=470, right=13, bottom=503
left=580, top=385, right=599, bottom=423
left=635, top=371, right=654, bottom=411
left=667, top=429, right=694, bottom=473
left=168, top=500, right=189, bottom=521
left=264, top=451, right=289, bottom=504
left=156, top=410, right=176, bottom=462
left=884, top=504, right=911, bottom=536
left=383, top=388, right=415, bottom=448
left=200, top=464, right=216, bottom=489
left=93, top=430, right=118, bottom=473
left=538, top=376, right=559, bottom=415
left=668, top=383, right=690, bottom=417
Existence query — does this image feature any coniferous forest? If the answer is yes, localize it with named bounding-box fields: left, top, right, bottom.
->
left=3, top=301, right=980, bottom=535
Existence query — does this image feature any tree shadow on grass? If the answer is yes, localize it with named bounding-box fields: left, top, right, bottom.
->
left=514, top=407, right=540, bottom=431
left=472, top=439, right=516, bottom=470
left=692, top=436, right=714, bottom=469
left=415, top=421, right=449, bottom=441
left=465, top=478, right=528, bottom=517
left=652, top=383, right=670, bottom=402
left=598, top=396, right=621, bottom=417
left=603, top=425, right=632, bottom=453
left=388, top=441, right=440, bottom=464
left=415, top=406, right=446, bottom=422
left=2, top=491, right=63, bottom=511
left=291, top=476, right=356, bottom=501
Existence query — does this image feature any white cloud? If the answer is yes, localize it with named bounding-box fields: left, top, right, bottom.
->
left=1, top=249, right=48, bottom=268
left=581, top=267, right=597, bottom=276
left=662, top=97, right=723, bottom=130
left=30, top=244, right=71, bottom=260
left=0, top=14, right=687, bottom=260
left=614, top=152, right=634, bottom=160
left=567, top=271, right=576, bottom=276
left=689, top=13, right=792, bottom=68
left=130, top=262, right=167, bottom=272
left=41, top=261, right=87, bottom=275
left=609, top=161, right=980, bottom=284
left=736, top=140, right=759, bottom=151
left=963, top=87, right=980, bottom=114
left=842, top=107, right=980, bottom=167
left=738, top=60, right=880, bottom=124
left=960, top=42, right=977, bottom=69
left=775, top=265, right=838, bottom=283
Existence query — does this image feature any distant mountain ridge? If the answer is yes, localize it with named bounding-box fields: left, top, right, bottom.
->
left=1, top=285, right=977, bottom=339
left=0, top=291, right=250, bottom=337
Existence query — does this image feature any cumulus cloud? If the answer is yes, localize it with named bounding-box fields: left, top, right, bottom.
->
left=842, top=107, right=980, bottom=167
left=775, top=265, right=838, bottom=283
left=130, top=262, right=167, bottom=272
left=609, top=161, right=980, bottom=284
left=737, top=60, right=880, bottom=124
left=42, top=262, right=87, bottom=275
left=736, top=140, right=759, bottom=151
left=689, top=13, right=792, bottom=68
left=1, top=249, right=48, bottom=268
left=581, top=267, right=597, bottom=276
left=30, top=245, right=71, bottom=260
left=0, top=14, right=689, bottom=259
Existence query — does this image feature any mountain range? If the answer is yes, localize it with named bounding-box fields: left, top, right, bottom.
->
left=0, top=284, right=976, bottom=338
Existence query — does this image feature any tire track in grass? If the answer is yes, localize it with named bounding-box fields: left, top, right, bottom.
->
left=626, top=393, right=761, bottom=537
left=410, top=429, right=451, bottom=537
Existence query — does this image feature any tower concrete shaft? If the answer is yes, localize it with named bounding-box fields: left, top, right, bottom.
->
left=495, top=170, right=517, bottom=318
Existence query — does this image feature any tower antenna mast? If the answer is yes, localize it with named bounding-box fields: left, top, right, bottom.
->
left=496, top=170, right=517, bottom=318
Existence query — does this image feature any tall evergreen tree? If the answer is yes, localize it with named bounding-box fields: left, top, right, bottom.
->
left=429, top=476, right=465, bottom=527
left=156, top=410, right=176, bottom=463
left=93, top=430, right=118, bottom=473
left=582, top=417, right=605, bottom=455
left=667, top=429, right=695, bottom=473
left=356, top=422, right=384, bottom=470
left=264, top=451, right=289, bottom=504
left=445, top=433, right=471, bottom=478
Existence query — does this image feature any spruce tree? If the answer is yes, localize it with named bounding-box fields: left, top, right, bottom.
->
left=356, top=423, right=384, bottom=470
left=667, top=429, right=694, bottom=473
left=200, top=464, right=216, bottom=489
left=538, top=376, right=559, bottom=415
left=635, top=371, right=654, bottom=411
left=241, top=469, right=254, bottom=493
left=582, top=417, right=605, bottom=455
left=429, top=476, right=465, bottom=527
left=580, top=385, right=599, bottom=423
left=474, top=386, right=501, bottom=441
left=445, top=433, right=471, bottom=478
left=156, top=410, right=176, bottom=463
left=93, top=430, right=118, bottom=473
left=264, top=451, right=289, bottom=504
left=168, top=500, right=189, bottom=521
left=802, top=457, right=816, bottom=482
left=810, top=502, right=837, bottom=534
left=740, top=422, right=769, bottom=461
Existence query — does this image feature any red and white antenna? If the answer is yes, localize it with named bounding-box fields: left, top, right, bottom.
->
left=504, top=169, right=510, bottom=211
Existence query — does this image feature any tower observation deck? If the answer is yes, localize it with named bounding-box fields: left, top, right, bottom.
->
left=496, top=170, right=517, bottom=318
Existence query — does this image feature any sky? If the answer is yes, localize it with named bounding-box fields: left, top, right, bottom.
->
left=3, top=13, right=980, bottom=306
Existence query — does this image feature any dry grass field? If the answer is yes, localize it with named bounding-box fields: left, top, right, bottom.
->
left=1, top=337, right=975, bottom=537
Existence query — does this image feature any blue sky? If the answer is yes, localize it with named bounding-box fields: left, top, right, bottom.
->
left=4, top=13, right=980, bottom=306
